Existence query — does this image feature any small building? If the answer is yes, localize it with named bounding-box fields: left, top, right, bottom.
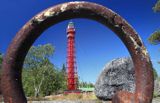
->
left=79, top=87, right=94, bottom=92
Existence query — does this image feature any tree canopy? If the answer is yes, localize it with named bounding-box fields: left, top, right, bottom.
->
left=153, top=68, right=158, bottom=80
left=148, top=30, right=160, bottom=45
left=148, top=0, right=160, bottom=80
left=22, top=44, right=67, bottom=97
left=153, top=0, right=160, bottom=12
left=149, top=0, right=160, bottom=45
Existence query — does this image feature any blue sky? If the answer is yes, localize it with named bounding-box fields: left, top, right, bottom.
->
left=0, top=0, right=160, bottom=83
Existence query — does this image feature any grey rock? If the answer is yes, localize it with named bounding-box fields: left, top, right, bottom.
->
left=94, top=57, right=135, bottom=100
left=152, top=97, right=160, bottom=103
left=154, top=79, right=160, bottom=97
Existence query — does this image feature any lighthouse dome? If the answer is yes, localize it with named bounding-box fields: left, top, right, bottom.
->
left=67, top=21, right=75, bottom=29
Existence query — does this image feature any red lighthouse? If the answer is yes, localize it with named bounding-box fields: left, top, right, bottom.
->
left=66, top=21, right=78, bottom=91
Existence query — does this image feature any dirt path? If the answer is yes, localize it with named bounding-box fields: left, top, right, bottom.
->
left=29, top=98, right=160, bottom=103
left=29, top=101, right=110, bottom=103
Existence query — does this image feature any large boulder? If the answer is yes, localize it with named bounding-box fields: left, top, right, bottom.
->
left=94, top=57, right=135, bottom=100
left=154, top=79, right=160, bottom=97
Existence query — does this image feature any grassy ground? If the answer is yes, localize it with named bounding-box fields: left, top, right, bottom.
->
left=1, top=94, right=159, bottom=103
left=27, top=92, right=104, bottom=102
left=44, top=92, right=99, bottom=101
left=27, top=93, right=160, bottom=103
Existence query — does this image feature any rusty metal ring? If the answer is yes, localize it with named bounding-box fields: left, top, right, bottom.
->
left=1, top=1, right=153, bottom=103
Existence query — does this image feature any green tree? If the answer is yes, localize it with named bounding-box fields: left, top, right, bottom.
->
left=153, top=0, right=160, bottom=12
left=148, top=30, right=160, bottom=45
left=59, top=64, right=67, bottom=91
left=61, top=64, right=66, bottom=74
left=148, top=0, right=160, bottom=79
left=79, top=81, right=94, bottom=88
left=153, top=68, right=158, bottom=80
left=22, top=44, right=54, bottom=97
left=22, top=44, right=68, bottom=97
left=149, top=0, right=160, bottom=44
left=39, top=62, right=57, bottom=96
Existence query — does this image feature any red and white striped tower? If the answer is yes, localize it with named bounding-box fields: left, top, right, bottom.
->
left=66, top=21, right=78, bottom=91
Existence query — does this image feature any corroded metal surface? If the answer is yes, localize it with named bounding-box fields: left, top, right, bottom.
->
left=1, top=1, right=153, bottom=103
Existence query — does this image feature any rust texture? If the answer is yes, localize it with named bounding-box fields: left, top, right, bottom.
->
left=1, top=1, right=153, bottom=103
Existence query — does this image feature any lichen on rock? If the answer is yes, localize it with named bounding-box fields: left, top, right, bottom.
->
left=94, top=57, right=135, bottom=100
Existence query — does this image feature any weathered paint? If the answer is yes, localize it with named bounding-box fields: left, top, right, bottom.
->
left=61, top=4, right=68, bottom=12
left=44, top=9, right=55, bottom=17
left=1, top=1, right=153, bottom=103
